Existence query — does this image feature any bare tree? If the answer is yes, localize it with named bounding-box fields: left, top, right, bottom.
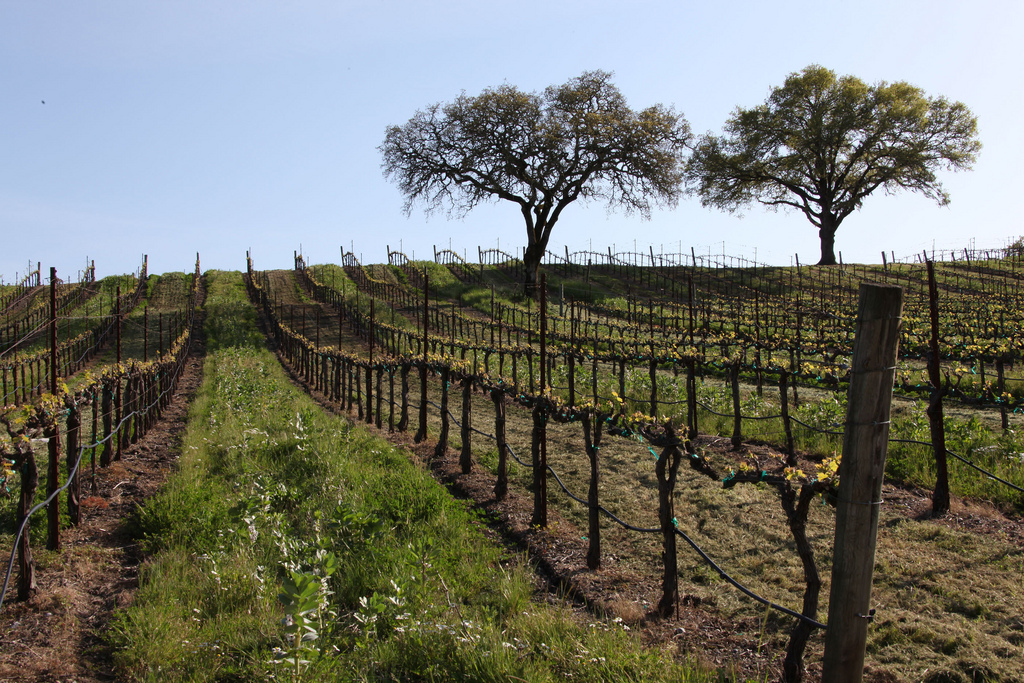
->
left=381, top=70, right=691, bottom=292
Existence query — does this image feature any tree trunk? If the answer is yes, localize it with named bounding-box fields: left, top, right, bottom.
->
left=523, top=242, right=544, bottom=298
left=817, top=220, right=838, bottom=265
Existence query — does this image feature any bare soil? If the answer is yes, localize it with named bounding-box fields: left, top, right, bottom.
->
left=3, top=270, right=1022, bottom=683
left=267, top=268, right=1024, bottom=682
left=0, top=308, right=206, bottom=683
left=277, top=336, right=1024, bottom=683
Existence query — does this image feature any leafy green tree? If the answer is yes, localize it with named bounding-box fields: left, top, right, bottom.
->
left=380, top=71, right=690, bottom=292
left=686, top=65, right=981, bottom=265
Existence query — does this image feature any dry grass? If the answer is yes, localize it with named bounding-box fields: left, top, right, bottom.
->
left=369, top=366, right=1024, bottom=681
left=270, top=267, right=1024, bottom=682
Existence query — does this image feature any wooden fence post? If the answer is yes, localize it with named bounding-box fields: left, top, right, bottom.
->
left=582, top=412, right=603, bottom=569
left=686, top=359, right=698, bottom=439
left=367, top=300, right=375, bottom=426
left=114, top=377, right=125, bottom=460
left=415, top=364, right=428, bottom=443
left=539, top=273, right=547, bottom=395
left=415, top=276, right=429, bottom=443
left=926, top=261, right=950, bottom=515
left=375, top=366, right=383, bottom=430
left=46, top=415, right=60, bottom=551
left=656, top=439, right=682, bottom=618
left=329, top=355, right=338, bottom=402
left=355, top=366, right=363, bottom=421
left=793, top=304, right=802, bottom=407
left=90, top=389, right=98, bottom=490
left=822, top=283, right=903, bottom=682
left=649, top=358, right=658, bottom=418
left=101, top=382, right=113, bottom=467
left=116, top=286, right=121, bottom=364
left=339, top=356, right=348, bottom=409
left=128, top=375, right=139, bottom=444
left=531, top=403, right=547, bottom=527
left=492, top=389, right=508, bottom=501
left=398, top=364, right=410, bottom=432
left=618, top=360, right=626, bottom=402
left=568, top=351, right=576, bottom=406
left=435, top=366, right=450, bottom=457
left=460, top=378, right=472, bottom=473
left=365, top=361, right=373, bottom=425
left=49, top=268, right=58, bottom=388
left=388, top=368, right=395, bottom=432
left=780, top=371, right=795, bottom=464
left=346, top=359, right=354, bottom=412
left=730, top=362, right=742, bottom=449
left=66, top=398, right=81, bottom=526
left=47, top=268, right=61, bottom=550
left=996, top=357, right=1008, bottom=431
left=16, top=442, right=37, bottom=600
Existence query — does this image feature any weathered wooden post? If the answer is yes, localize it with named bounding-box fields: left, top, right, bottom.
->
left=415, top=276, right=429, bottom=443
left=530, top=403, right=547, bottom=528
left=355, top=365, right=363, bottom=420
left=66, top=397, right=81, bottom=526
left=531, top=274, right=548, bottom=527
left=375, top=366, right=383, bottom=430
left=100, top=381, right=113, bottom=467
left=435, top=365, right=450, bottom=457
left=90, top=389, right=98, bottom=490
left=492, top=388, right=508, bottom=501
left=730, top=362, right=742, bottom=449
left=398, top=363, right=410, bottom=432
left=996, top=357, right=1008, bottom=431
left=388, top=367, right=395, bottom=432
left=655, top=436, right=682, bottom=618
left=460, top=377, right=472, bottom=473
left=581, top=412, right=603, bottom=570
left=780, top=371, right=795, bottom=464
left=143, top=306, right=148, bottom=362
left=649, top=358, right=658, bottom=419
left=926, top=261, right=950, bottom=515
left=367, top=300, right=375, bottom=425
left=116, top=286, right=122, bottom=364
left=345, top=359, right=354, bottom=412
left=822, top=283, right=903, bottom=682
left=45, top=413, right=60, bottom=551
left=16, top=441, right=37, bottom=600
left=686, top=359, right=698, bottom=439
left=47, top=268, right=61, bottom=550
left=119, top=377, right=132, bottom=454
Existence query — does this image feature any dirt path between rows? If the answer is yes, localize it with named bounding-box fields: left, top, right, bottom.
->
left=259, top=310, right=794, bottom=678
left=3, top=270, right=1022, bottom=683
left=264, top=268, right=1024, bottom=683
left=0, top=300, right=206, bottom=683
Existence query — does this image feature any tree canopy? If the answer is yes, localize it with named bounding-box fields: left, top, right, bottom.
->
left=685, top=65, right=981, bottom=265
left=380, top=70, right=691, bottom=290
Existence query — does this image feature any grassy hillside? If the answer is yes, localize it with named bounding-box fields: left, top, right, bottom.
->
left=111, top=270, right=722, bottom=682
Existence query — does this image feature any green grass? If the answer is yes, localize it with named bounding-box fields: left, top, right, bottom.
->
left=110, top=269, right=727, bottom=682
left=302, top=257, right=1024, bottom=511
left=394, top=334, right=1024, bottom=682
left=252, top=261, right=1024, bottom=681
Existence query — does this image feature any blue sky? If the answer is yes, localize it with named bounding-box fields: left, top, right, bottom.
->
left=2, top=1, right=1020, bottom=281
